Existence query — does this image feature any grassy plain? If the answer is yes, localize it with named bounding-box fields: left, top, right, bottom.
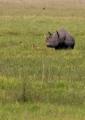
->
left=0, top=0, right=85, bottom=120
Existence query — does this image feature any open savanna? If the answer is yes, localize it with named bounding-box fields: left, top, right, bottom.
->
left=0, top=0, right=85, bottom=120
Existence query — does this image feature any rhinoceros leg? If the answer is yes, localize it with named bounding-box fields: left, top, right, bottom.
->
left=71, top=44, right=74, bottom=49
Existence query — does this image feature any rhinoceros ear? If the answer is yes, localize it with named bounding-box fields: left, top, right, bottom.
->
left=48, top=32, right=52, bottom=36
left=56, top=31, right=59, bottom=38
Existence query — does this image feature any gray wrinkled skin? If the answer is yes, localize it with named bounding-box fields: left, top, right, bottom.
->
left=46, top=29, right=75, bottom=49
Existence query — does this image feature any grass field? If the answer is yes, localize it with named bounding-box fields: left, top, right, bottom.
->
left=0, top=0, right=85, bottom=120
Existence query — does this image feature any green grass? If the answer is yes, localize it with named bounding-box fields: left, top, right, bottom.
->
left=0, top=102, right=85, bottom=120
left=0, top=0, right=85, bottom=119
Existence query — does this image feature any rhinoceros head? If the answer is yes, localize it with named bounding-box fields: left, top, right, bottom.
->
left=46, top=31, right=60, bottom=48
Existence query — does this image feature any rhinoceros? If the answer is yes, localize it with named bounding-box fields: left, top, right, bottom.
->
left=46, top=29, right=75, bottom=49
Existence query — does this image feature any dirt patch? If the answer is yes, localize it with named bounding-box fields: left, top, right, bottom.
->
left=0, top=0, right=85, bottom=8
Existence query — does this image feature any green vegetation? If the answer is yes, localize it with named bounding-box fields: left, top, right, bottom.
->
left=0, top=0, right=85, bottom=119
